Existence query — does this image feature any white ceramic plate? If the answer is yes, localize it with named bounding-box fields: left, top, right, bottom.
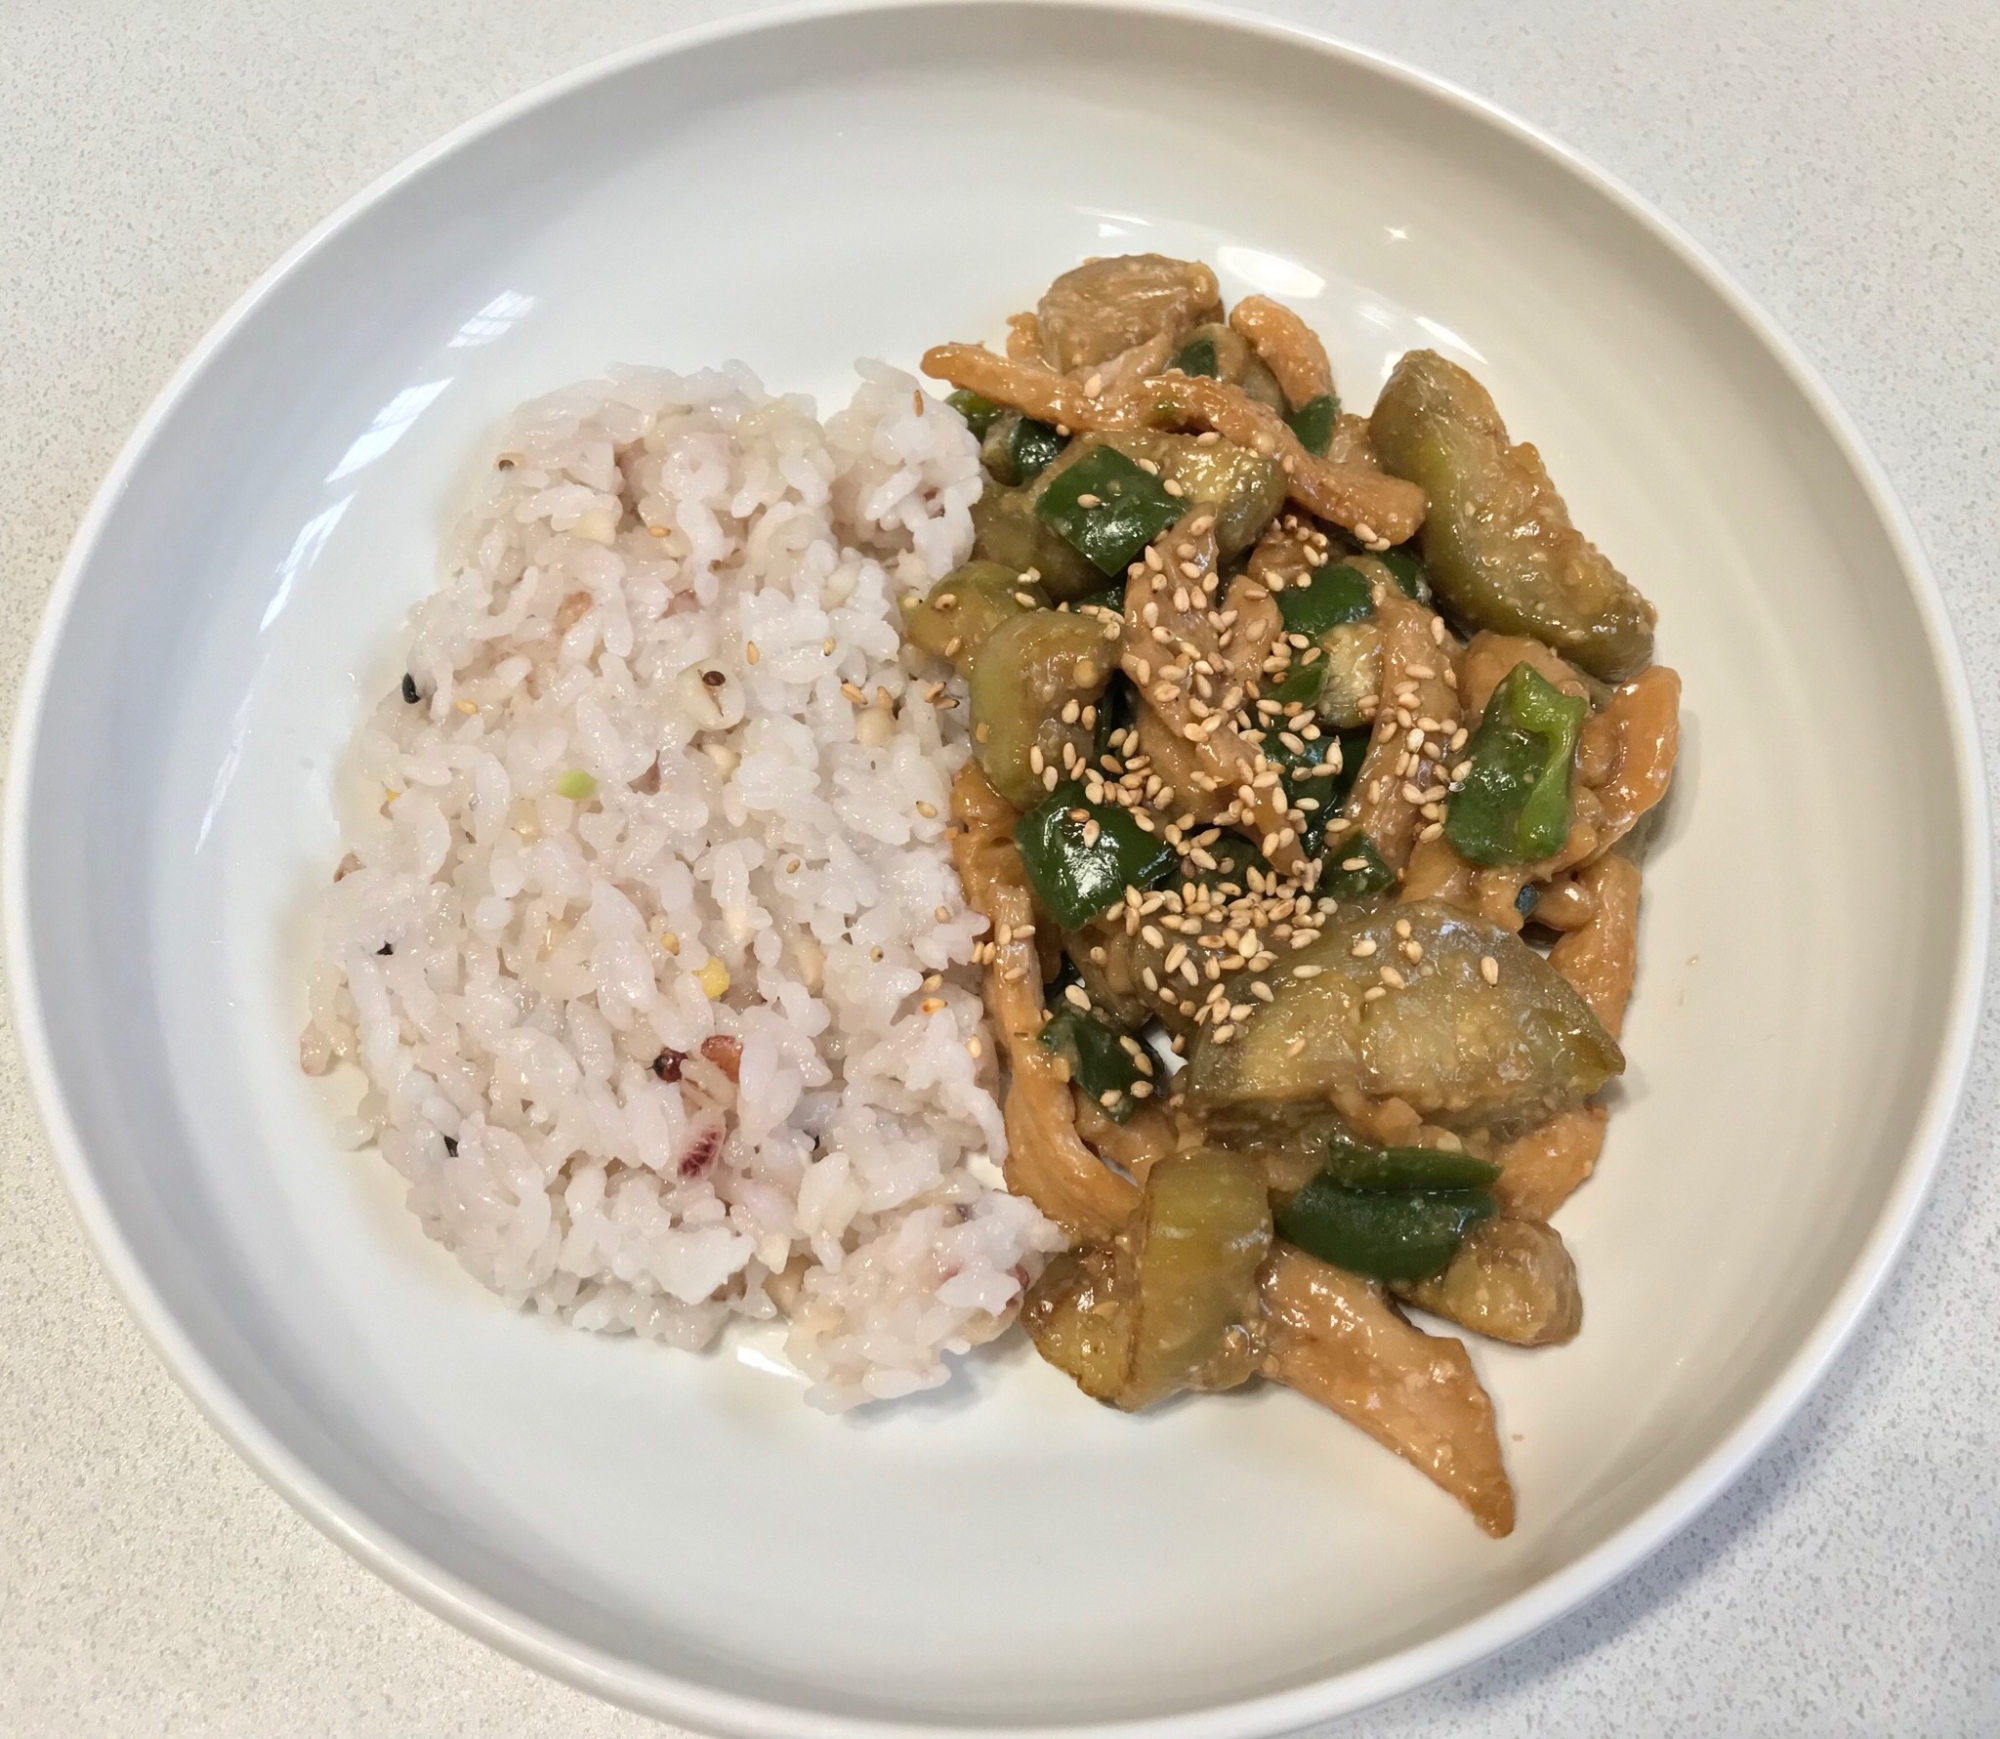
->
left=7, top=3, right=1986, bottom=1733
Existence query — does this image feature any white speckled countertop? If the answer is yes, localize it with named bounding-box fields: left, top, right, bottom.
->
left=3, top=1, right=1996, bottom=1733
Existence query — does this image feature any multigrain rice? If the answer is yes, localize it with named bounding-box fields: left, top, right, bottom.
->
left=300, top=361, right=1063, bottom=1409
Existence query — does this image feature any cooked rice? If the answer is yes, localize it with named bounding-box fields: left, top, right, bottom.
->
left=300, top=360, right=1063, bottom=1409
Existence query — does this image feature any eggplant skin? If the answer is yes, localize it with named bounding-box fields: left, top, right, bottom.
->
left=1186, top=900, right=1623, bottom=1140
left=1023, top=1150, right=1270, bottom=1410
left=1392, top=1217, right=1584, bottom=1347
left=1370, top=350, right=1655, bottom=682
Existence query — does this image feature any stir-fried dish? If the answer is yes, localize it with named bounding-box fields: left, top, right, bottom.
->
left=914, top=255, right=1681, bottom=1535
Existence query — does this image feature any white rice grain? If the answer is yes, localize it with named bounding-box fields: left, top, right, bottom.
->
left=303, top=361, right=1060, bottom=1409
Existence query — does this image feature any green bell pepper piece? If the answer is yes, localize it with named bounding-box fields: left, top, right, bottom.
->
left=1276, top=563, right=1373, bottom=641
left=1035, top=446, right=1184, bottom=576
left=1171, top=335, right=1220, bottom=378
left=1016, top=782, right=1177, bottom=928
left=1285, top=393, right=1341, bottom=457
left=946, top=389, right=1004, bottom=440
left=1318, top=833, right=1396, bottom=898
left=1320, top=1136, right=1501, bottom=1192
left=1445, top=662, right=1588, bottom=866
left=1039, top=998, right=1153, bottom=1123
left=1259, top=719, right=1367, bottom=859
left=1275, top=1175, right=1496, bottom=1281
left=1379, top=547, right=1432, bottom=605
left=1185, top=829, right=1273, bottom=894
left=1009, top=416, right=1068, bottom=485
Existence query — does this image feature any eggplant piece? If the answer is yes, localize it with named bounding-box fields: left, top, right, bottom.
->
left=966, top=609, right=1115, bottom=808
left=1186, top=899, right=1624, bottom=1139
left=1310, top=620, right=1383, bottom=729
left=900, top=561, right=1047, bottom=673
left=1037, top=253, right=1222, bottom=373
left=970, top=483, right=1101, bottom=600
left=1370, top=350, right=1655, bottom=680
left=1391, top=1216, right=1583, bottom=1347
left=1023, top=1148, right=1272, bottom=1408
left=1023, top=1247, right=1132, bottom=1400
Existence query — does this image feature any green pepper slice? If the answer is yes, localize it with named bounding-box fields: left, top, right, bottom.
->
left=1286, top=393, right=1341, bottom=457
left=946, top=389, right=1004, bottom=440
left=1318, top=833, right=1396, bottom=898
left=1259, top=719, right=1365, bottom=859
left=1039, top=999, right=1153, bottom=1123
left=1035, top=447, right=1185, bottom=576
left=1171, top=335, right=1220, bottom=378
left=1015, top=781, right=1178, bottom=928
left=1010, top=416, right=1068, bottom=485
left=1184, top=830, right=1273, bottom=893
left=1276, top=563, right=1373, bottom=640
left=1321, top=1136, right=1501, bottom=1192
left=1275, top=1176, right=1496, bottom=1282
left=1092, top=670, right=1140, bottom=761
left=1444, top=662, right=1588, bottom=866
left=1263, top=661, right=1324, bottom=708
left=1379, top=547, right=1432, bottom=605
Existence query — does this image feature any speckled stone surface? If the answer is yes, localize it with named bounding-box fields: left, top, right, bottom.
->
left=1, top=1, right=1996, bottom=1733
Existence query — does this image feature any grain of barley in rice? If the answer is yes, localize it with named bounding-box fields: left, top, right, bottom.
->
left=299, top=360, right=1063, bottom=1411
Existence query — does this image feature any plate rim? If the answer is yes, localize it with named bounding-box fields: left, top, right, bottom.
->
left=6, top=1, right=1989, bottom=1733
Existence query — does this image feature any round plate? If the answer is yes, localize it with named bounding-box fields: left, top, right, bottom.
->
left=6, top=2, right=1986, bottom=1733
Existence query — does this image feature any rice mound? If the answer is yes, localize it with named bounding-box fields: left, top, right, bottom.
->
left=300, top=360, right=1063, bottom=1409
